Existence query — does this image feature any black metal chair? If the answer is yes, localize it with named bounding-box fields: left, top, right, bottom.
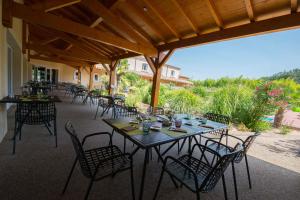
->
left=178, top=113, right=230, bottom=154
left=147, top=106, right=164, bottom=115
left=13, top=102, right=57, bottom=154
left=153, top=141, right=242, bottom=200
left=63, top=121, right=135, bottom=200
left=205, top=132, right=260, bottom=200
left=94, top=96, right=112, bottom=119
left=71, top=87, right=88, bottom=103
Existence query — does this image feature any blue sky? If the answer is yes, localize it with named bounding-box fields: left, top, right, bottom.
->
left=167, top=29, right=300, bottom=80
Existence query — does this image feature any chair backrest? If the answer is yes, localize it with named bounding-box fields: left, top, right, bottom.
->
left=115, top=106, right=138, bottom=118
left=204, top=112, right=230, bottom=125
left=148, top=106, right=164, bottom=115
left=16, top=102, right=56, bottom=125
left=199, top=143, right=242, bottom=192
left=65, top=121, right=92, bottom=178
left=234, top=132, right=260, bottom=163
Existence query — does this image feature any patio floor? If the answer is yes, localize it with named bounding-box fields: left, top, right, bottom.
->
left=0, top=91, right=299, bottom=200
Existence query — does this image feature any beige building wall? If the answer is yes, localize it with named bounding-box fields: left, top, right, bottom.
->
left=0, top=0, right=26, bottom=142
left=30, top=59, right=107, bottom=89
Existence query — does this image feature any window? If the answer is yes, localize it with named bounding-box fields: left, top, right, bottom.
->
left=142, top=63, right=148, bottom=71
left=74, top=70, right=79, bottom=80
left=94, top=74, right=100, bottom=82
left=171, top=70, right=175, bottom=77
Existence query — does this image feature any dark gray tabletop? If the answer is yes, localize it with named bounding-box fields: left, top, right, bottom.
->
left=103, top=116, right=227, bottom=149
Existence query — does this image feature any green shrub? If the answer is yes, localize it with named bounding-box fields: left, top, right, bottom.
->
left=292, top=107, right=300, bottom=112
left=251, top=121, right=271, bottom=132
left=279, top=126, right=291, bottom=135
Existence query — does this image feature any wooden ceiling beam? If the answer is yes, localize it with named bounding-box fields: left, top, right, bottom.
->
left=11, top=2, right=157, bottom=55
left=28, top=42, right=110, bottom=63
left=125, top=1, right=165, bottom=42
left=90, top=17, right=103, bottom=28
left=82, top=0, right=154, bottom=47
left=291, top=0, right=299, bottom=13
left=41, top=37, right=60, bottom=45
left=204, top=0, right=224, bottom=29
left=171, top=0, right=199, bottom=34
left=158, top=12, right=300, bottom=51
left=30, top=54, right=90, bottom=67
left=31, top=0, right=81, bottom=12
left=143, top=0, right=180, bottom=39
left=244, top=0, right=255, bottom=22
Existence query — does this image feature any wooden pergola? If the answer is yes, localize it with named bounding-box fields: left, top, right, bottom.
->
left=2, top=0, right=300, bottom=106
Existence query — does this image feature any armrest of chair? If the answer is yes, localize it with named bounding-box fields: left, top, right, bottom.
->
left=82, top=132, right=112, bottom=146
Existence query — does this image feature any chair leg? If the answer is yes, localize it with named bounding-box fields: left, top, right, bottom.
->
left=62, top=158, right=78, bottom=194
left=130, top=160, right=136, bottom=200
left=245, top=154, right=252, bottom=189
left=94, top=105, right=99, bottom=119
left=84, top=178, right=94, bottom=200
left=124, top=137, right=127, bottom=153
left=153, top=169, right=165, bottom=200
left=54, top=119, right=58, bottom=147
left=221, top=174, right=228, bottom=200
left=196, top=190, right=200, bottom=200
left=12, top=123, right=19, bottom=154
left=169, top=174, right=178, bottom=189
left=232, top=162, right=238, bottom=200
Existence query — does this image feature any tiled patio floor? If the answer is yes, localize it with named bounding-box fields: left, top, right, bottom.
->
left=0, top=91, right=299, bottom=200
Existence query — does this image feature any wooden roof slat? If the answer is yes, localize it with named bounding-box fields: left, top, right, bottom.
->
left=244, top=0, right=255, bottom=22
left=12, top=2, right=157, bottom=55
left=171, top=0, right=199, bottom=34
left=142, top=0, right=181, bottom=39
left=82, top=0, right=155, bottom=47
left=291, top=0, right=299, bottom=13
left=124, top=1, right=165, bottom=42
left=31, top=0, right=81, bottom=12
left=29, top=41, right=110, bottom=63
left=204, top=0, right=224, bottom=29
left=158, top=12, right=300, bottom=51
left=90, top=17, right=103, bottom=28
left=30, top=54, right=90, bottom=66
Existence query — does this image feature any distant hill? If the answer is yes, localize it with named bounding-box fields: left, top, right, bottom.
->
left=263, top=68, right=300, bottom=83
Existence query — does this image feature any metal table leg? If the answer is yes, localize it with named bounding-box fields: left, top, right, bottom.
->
left=138, top=149, right=149, bottom=200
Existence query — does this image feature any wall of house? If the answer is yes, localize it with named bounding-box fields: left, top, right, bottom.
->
left=29, top=59, right=106, bottom=89
left=0, top=0, right=25, bottom=142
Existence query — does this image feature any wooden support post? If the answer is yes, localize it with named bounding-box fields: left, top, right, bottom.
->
left=2, top=0, right=13, bottom=28
left=88, top=65, right=94, bottom=90
left=145, top=49, right=175, bottom=107
left=77, top=66, right=82, bottom=84
left=108, top=60, right=119, bottom=95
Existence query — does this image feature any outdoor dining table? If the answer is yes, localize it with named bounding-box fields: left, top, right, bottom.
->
left=103, top=115, right=228, bottom=200
left=0, top=95, right=61, bottom=104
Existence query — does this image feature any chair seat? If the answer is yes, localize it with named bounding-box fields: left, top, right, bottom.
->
left=84, top=145, right=131, bottom=179
left=165, top=155, right=212, bottom=192
left=207, top=143, right=233, bottom=157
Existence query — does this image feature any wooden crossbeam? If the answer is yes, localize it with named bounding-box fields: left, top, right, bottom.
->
left=143, top=0, right=181, bottom=39
left=31, top=0, right=81, bottom=12
left=158, top=12, right=300, bottom=51
left=30, top=55, right=89, bottom=67
left=82, top=0, right=153, bottom=46
left=291, top=0, right=299, bottom=13
left=125, top=1, right=165, bottom=42
left=171, top=0, right=199, bottom=34
left=244, top=0, right=255, bottom=22
left=28, top=42, right=109, bottom=63
left=10, top=2, right=157, bottom=55
left=204, top=0, right=224, bottom=28
left=90, top=17, right=103, bottom=28
left=41, top=37, right=60, bottom=45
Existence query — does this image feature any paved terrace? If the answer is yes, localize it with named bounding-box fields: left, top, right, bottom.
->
left=0, top=91, right=299, bottom=200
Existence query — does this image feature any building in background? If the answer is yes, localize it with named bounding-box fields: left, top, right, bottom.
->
left=127, top=56, right=192, bottom=87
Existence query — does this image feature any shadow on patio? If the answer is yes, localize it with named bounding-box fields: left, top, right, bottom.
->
left=0, top=91, right=299, bottom=200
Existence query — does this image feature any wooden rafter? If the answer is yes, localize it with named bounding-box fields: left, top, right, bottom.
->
left=30, top=54, right=90, bottom=67
left=82, top=0, right=153, bottom=46
left=158, top=12, right=300, bottom=51
left=125, top=1, right=165, bottom=42
left=143, top=0, right=180, bottom=39
left=41, top=37, right=60, bottom=45
left=11, top=2, right=157, bottom=55
left=90, top=17, right=103, bottom=28
left=101, top=63, right=110, bottom=72
left=291, top=0, right=299, bottom=13
left=28, top=42, right=110, bottom=63
left=171, top=0, right=199, bottom=34
left=31, top=0, right=81, bottom=12
left=244, top=0, right=255, bottom=22
left=204, top=0, right=224, bottom=29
